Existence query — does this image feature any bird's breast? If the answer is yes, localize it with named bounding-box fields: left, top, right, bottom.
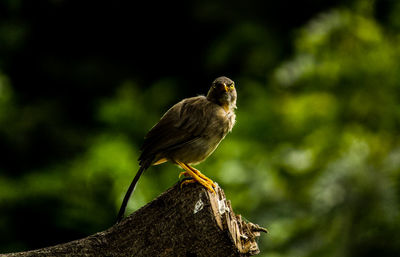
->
left=215, top=107, right=236, bottom=135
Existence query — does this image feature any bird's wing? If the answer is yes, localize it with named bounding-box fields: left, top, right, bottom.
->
left=139, top=96, right=211, bottom=164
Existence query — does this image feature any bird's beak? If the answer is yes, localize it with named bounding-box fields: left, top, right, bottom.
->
left=224, top=84, right=229, bottom=92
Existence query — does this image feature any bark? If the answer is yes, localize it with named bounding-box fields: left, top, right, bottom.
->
left=1, top=183, right=267, bottom=257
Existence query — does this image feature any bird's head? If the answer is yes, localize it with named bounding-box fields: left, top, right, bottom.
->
left=207, top=76, right=237, bottom=112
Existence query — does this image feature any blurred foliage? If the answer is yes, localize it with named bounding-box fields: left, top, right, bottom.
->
left=1, top=0, right=400, bottom=257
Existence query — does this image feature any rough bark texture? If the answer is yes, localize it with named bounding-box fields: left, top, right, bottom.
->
left=1, top=183, right=267, bottom=257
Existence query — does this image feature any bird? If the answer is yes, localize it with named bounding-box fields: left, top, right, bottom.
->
left=116, top=76, right=237, bottom=223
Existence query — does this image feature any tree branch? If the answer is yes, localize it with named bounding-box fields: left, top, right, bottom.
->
left=2, top=183, right=267, bottom=257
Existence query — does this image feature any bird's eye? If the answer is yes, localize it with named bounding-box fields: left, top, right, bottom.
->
left=229, top=83, right=235, bottom=89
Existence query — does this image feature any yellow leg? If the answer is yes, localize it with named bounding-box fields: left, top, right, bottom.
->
left=186, top=165, right=216, bottom=188
left=179, top=167, right=216, bottom=188
left=176, top=160, right=215, bottom=194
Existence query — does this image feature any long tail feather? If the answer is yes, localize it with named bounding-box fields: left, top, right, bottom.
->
left=116, top=166, right=146, bottom=223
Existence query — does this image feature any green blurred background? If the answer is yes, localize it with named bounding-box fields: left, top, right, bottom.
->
left=1, top=0, right=400, bottom=256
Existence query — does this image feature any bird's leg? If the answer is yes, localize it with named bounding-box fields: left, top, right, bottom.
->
left=185, top=164, right=217, bottom=189
left=178, top=166, right=216, bottom=188
left=175, top=160, right=215, bottom=194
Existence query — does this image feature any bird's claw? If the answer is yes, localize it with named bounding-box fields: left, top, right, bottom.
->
left=179, top=171, right=189, bottom=179
left=176, top=160, right=216, bottom=194
left=180, top=177, right=216, bottom=194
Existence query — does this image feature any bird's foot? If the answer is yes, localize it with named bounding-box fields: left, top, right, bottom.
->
left=189, top=166, right=217, bottom=189
left=179, top=170, right=216, bottom=189
left=180, top=177, right=195, bottom=188
left=180, top=177, right=215, bottom=194
left=176, top=160, right=216, bottom=194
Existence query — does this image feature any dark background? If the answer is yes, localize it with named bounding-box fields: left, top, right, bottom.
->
left=1, top=0, right=400, bottom=256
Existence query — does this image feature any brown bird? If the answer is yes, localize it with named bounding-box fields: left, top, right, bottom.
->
left=116, top=76, right=237, bottom=223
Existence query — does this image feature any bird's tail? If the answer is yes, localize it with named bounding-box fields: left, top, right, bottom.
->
left=116, top=165, right=146, bottom=223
